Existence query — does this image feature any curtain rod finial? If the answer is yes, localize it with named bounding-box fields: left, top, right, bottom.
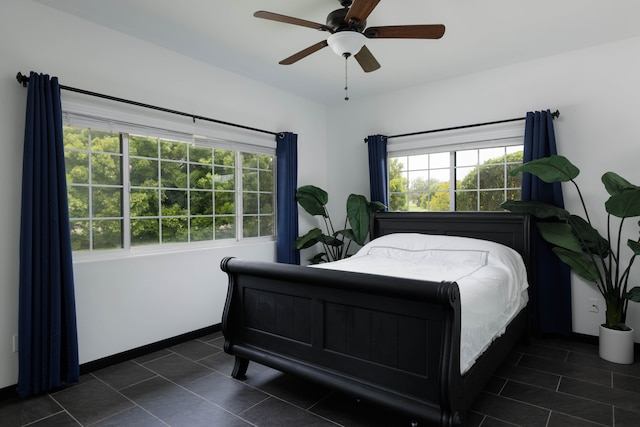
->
left=16, top=72, right=28, bottom=87
left=552, top=109, right=560, bottom=119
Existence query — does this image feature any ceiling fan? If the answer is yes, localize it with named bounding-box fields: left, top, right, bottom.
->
left=254, top=0, right=446, bottom=74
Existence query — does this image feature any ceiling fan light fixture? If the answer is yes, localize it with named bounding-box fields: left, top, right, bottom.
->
left=327, top=31, right=366, bottom=57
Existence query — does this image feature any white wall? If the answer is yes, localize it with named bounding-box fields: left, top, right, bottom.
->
left=326, top=36, right=640, bottom=342
left=0, top=0, right=327, bottom=389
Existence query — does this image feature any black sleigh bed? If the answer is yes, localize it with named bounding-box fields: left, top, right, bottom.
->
left=221, top=212, right=532, bottom=426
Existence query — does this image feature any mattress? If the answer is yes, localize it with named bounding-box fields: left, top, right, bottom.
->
left=313, top=233, right=529, bottom=374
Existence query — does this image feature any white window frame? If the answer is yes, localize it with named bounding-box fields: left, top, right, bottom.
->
left=61, top=93, right=277, bottom=260
left=387, top=121, right=525, bottom=212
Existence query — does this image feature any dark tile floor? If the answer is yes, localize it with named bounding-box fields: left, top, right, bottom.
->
left=1, top=332, right=639, bottom=426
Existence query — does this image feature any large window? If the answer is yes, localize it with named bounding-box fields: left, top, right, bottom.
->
left=64, top=126, right=275, bottom=252
left=389, top=145, right=523, bottom=212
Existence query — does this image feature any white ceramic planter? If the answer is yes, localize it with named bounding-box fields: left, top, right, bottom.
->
left=599, top=325, right=635, bottom=364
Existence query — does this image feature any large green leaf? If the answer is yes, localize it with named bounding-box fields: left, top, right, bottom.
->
left=536, top=223, right=583, bottom=252
left=319, top=234, right=343, bottom=247
left=296, top=185, right=328, bottom=217
left=294, top=228, right=323, bottom=250
left=624, top=286, right=640, bottom=302
left=308, top=252, right=328, bottom=264
left=499, top=200, right=571, bottom=220
left=552, top=247, right=600, bottom=282
left=346, top=194, right=371, bottom=246
left=602, top=172, right=638, bottom=196
left=370, top=201, right=387, bottom=212
left=628, top=239, right=640, bottom=256
left=336, top=228, right=357, bottom=241
left=510, top=155, right=580, bottom=183
left=605, top=188, right=640, bottom=218
left=568, top=215, right=609, bottom=257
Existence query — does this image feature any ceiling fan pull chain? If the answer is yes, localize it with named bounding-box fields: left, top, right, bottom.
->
left=344, top=54, right=349, bottom=101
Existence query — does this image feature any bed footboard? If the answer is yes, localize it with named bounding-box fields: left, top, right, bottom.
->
left=221, top=257, right=465, bottom=426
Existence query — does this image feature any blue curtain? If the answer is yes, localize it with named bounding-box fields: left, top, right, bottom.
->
left=18, top=72, right=79, bottom=397
left=276, top=132, right=300, bottom=264
left=522, top=110, right=572, bottom=335
left=367, top=134, right=389, bottom=208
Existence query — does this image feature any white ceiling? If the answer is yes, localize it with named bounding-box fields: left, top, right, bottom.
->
left=35, top=0, right=640, bottom=104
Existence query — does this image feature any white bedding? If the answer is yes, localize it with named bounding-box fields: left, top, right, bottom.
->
left=313, top=233, right=529, bottom=374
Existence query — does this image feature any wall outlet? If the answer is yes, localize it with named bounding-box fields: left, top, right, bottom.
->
left=588, top=298, right=599, bottom=313
left=12, top=335, right=18, bottom=353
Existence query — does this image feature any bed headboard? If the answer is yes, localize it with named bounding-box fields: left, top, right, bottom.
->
left=371, top=211, right=531, bottom=266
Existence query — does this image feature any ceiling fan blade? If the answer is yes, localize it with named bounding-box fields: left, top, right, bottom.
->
left=364, top=24, right=446, bottom=39
left=344, top=0, right=380, bottom=26
left=354, top=45, right=381, bottom=73
left=279, top=40, right=329, bottom=65
left=254, top=11, right=333, bottom=32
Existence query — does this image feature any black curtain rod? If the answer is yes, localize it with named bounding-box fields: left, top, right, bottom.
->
left=366, top=109, right=560, bottom=142
left=16, top=72, right=281, bottom=138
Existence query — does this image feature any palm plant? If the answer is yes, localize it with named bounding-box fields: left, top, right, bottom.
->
left=294, top=185, right=385, bottom=264
left=500, top=155, right=640, bottom=330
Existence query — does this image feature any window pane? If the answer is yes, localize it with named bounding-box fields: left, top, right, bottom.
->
left=92, top=154, right=122, bottom=185
left=91, top=131, right=120, bottom=153
left=64, top=126, right=89, bottom=150
left=162, top=217, right=188, bottom=243
left=215, top=192, right=235, bottom=215
left=506, top=189, right=521, bottom=202
left=388, top=157, right=408, bottom=211
left=161, top=190, right=187, bottom=216
left=68, top=186, right=89, bottom=218
left=190, top=191, right=213, bottom=215
left=161, top=161, right=187, bottom=188
left=93, top=187, right=122, bottom=218
left=409, top=154, right=429, bottom=170
left=214, top=166, right=234, bottom=190
left=189, top=164, right=212, bottom=189
left=430, top=168, right=449, bottom=185
left=65, top=151, right=88, bottom=184
left=214, top=149, right=235, bottom=166
left=261, top=215, right=274, bottom=236
left=190, top=146, right=213, bottom=164
left=130, top=189, right=159, bottom=217
left=479, top=164, right=505, bottom=189
left=456, top=167, right=477, bottom=190
left=456, top=149, right=478, bottom=167
left=430, top=152, right=450, bottom=168
left=191, top=216, right=214, bottom=242
left=243, top=170, right=258, bottom=191
left=243, top=216, right=258, bottom=238
left=215, top=216, right=235, bottom=239
left=131, top=218, right=159, bottom=246
left=260, top=194, right=274, bottom=214
left=456, top=191, right=477, bottom=211
left=160, top=139, right=187, bottom=161
left=130, top=157, right=158, bottom=187
left=243, top=193, right=258, bottom=214
left=479, top=190, right=506, bottom=211
left=507, top=163, right=523, bottom=188
left=242, top=153, right=258, bottom=168
left=259, top=154, right=274, bottom=170
left=130, top=135, right=158, bottom=158
left=479, top=147, right=504, bottom=163
left=429, top=191, right=450, bottom=211
left=259, top=171, right=273, bottom=191
left=70, top=220, right=90, bottom=251
left=93, top=219, right=122, bottom=249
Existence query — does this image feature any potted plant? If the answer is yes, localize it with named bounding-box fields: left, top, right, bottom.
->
left=500, top=155, right=640, bottom=363
left=294, top=185, right=386, bottom=264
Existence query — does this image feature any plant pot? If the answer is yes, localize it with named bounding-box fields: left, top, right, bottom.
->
left=599, top=325, right=635, bottom=364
